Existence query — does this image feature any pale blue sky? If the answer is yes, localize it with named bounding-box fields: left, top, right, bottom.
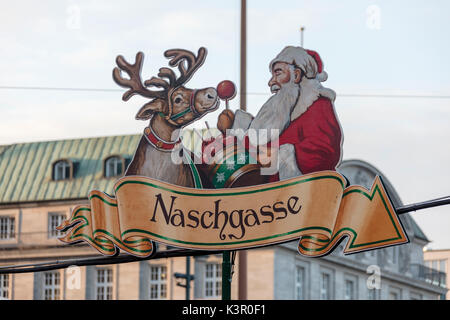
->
left=0, top=0, right=449, bottom=249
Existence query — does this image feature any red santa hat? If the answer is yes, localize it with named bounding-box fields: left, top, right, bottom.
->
left=269, top=46, right=328, bottom=82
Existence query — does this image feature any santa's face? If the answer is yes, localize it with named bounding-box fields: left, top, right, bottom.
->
left=268, top=62, right=291, bottom=94
left=249, top=63, right=301, bottom=134
left=268, top=62, right=302, bottom=94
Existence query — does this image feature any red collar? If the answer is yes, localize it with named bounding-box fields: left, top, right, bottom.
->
left=143, top=126, right=181, bottom=151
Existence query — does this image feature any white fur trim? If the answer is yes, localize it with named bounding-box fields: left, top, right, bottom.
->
left=316, top=71, right=328, bottom=82
left=278, top=143, right=302, bottom=180
left=290, top=77, right=336, bottom=121
left=232, top=109, right=254, bottom=130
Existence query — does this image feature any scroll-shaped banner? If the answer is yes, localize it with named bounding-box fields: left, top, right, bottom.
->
left=57, top=171, right=408, bottom=257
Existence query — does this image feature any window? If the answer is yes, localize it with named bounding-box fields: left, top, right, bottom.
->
left=205, top=263, right=221, bottom=298
left=430, top=259, right=447, bottom=272
left=48, top=213, right=65, bottom=238
left=368, top=289, right=378, bottom=300
left=392, top=246, right=398, bottom=264
left=53, top=160, right=72, bottom=181
left=104, top=156, right=124, bottom=178
left=95, top=268, right=113, bottom=300
left=43, top=271, right=60, bottom=300
left=389, top=291, right=399, bottom=300
left=149, top=265, right=167, bottom=300
left=0, top=216, right=15, bottom=240
left=320, top=273, right=331, bottom=300
left=367, top=249, right=376, bottom=258
left=410, top=292, right=423, bottom=300
left=439, top=259, right=446, bottom=273
left=295, top=266, right=305, bottom=300
left=389, top=287, right=401, bottom=300
left=426, top=259, right=436, bottom=271
left=344, top=275, right=358, bottom=300
left=345, top=279, right=355, bottom=300
left=385, top=247, right=394, bottom=264
left=0, top=274, right=10, bottom=300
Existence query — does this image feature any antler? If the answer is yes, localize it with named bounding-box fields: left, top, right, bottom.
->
left=152, top=67, right=176, bottom=88
left=164, top=47, right=207, bottom=87
left=112, top=52, right=167, bottom=101
left=112, top=48, right=207, bottom=102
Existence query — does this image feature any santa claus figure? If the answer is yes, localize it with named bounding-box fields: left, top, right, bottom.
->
left=217, top=46, right=343, bottom=181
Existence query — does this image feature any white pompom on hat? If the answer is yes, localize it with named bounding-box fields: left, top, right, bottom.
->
left=269, top=46, right=328, bottom=82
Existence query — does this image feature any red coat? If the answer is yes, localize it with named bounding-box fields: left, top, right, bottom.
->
left=269, top=97, right=342, bottom=182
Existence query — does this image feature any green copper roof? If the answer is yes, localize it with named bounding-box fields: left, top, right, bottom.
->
left=0, top=134, right=141, bottom=204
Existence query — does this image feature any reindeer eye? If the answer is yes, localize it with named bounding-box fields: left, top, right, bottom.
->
left=174, top=97, right=182, bottom=104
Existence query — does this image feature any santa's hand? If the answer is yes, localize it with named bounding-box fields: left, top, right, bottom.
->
left=217, top=109, right=235, bottom=134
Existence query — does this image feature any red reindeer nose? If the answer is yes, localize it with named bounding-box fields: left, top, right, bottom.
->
left=216, top=80, right=236, bottom=100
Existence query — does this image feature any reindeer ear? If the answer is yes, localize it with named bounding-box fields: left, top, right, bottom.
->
left=135, top=99, right=166, bottom=120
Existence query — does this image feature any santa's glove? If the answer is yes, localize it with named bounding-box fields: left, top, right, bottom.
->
left=217, top=109, right=235, bottom=134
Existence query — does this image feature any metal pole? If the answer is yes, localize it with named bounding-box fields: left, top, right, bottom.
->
left=186, top=256, right=190, bottom=300
left=0, top=248, right=221, bottom=275
left=396, top=195, right=450, bottom=214
left=222, top=251, right=231, bottom=300
left=238, top=0, right=249, bottom=300
left=238, top=250, right=247, bottom=300
left=238, top=0, right=247, bottom=300
left=240, top=0, right=247, bottom=111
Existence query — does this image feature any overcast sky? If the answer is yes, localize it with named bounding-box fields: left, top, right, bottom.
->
left=1, top=0, right=449, bottom=249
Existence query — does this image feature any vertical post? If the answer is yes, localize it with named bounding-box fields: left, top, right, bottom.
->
left=240, top=0, right=247, bottom=111
left=238, top=251, right=247, bottom=299
left=222, top=251, right=231, bottom=300
left=238, top=0, right=248, bottom=300
left=186, top=256, right=191, bottom=300
left=220, top=1, right=247, bottom=298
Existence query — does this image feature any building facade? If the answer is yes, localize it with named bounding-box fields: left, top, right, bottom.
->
left=0, top=135, right=447, bottom=300
left=0, top=134, right=225, bottom=300
left=424, top=249, right=450, bottom=299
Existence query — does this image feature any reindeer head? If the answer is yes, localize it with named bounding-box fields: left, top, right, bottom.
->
left=112, top=47, right=219, bottom=127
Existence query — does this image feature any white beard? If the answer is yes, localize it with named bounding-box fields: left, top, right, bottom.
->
left=247, top=81, right=302, bottom=178
left=230, top=80, right=304, bottom=179
left=249, top=81, right=300, bottom=134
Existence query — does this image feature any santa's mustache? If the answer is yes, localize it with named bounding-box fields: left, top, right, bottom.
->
left=270, top=84, right=281, bottom=94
